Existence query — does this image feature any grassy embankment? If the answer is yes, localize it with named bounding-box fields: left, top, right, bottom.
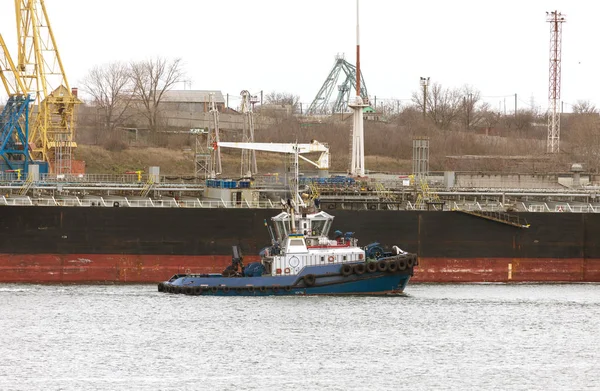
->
left=76, top=144, right=406, bottom=176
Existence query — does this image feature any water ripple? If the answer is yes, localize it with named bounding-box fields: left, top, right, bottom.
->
left=1, top=284, right=599, bottom=390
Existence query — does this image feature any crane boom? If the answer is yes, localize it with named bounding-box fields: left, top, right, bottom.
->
left=217, top=141, right=330, bottom=170
left=0, top=34, right=26, bottom=95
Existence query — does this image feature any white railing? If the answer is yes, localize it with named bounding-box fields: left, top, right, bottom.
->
left=0, top=195, right=283, bottom=209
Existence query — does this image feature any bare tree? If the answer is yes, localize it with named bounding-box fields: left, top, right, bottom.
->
left=572, top=100, right=598, bottom=114
left=375, top=99, right=403, bottom=118
left=566, top=114, right=600, bottom=172
left=459, top=85, right=490, bottom=130
left=130, top=57, right=185, bottom=131
left=80, top=62, right=133, bottom=132
left=263, top=91, right=301, bottom=113
left=412, top=82, right=462, bottom=129
left=479, top=108, right=502, bottom=130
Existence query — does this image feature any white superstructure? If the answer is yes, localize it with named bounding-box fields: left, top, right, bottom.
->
left=263, top=210, right=365, bottom=276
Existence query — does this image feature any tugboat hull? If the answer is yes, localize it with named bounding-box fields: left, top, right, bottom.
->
left=159, top=263, right=413, bottom=296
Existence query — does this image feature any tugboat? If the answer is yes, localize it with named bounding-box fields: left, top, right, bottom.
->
left=158, top=147, right=417, bottom=296
left=157, top=204, right=417, bottom=296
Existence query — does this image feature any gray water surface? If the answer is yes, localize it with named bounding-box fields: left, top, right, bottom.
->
left=1, top=284, right=599, bottom=390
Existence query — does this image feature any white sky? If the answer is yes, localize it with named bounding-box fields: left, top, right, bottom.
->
left=0, top=0, right=597, bottom=112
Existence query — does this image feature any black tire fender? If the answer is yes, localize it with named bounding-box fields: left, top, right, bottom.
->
left=353, top=263, right=366, bottom=275
left=366, top=262, right=378, bottom=273
left=387, top=261, right=398, bottom=273
left=397, top=259, right=407, bottom=271
left=341, top=264, right=353, bottom=277
left=304, top=274, right=317, bottom=287
left=376, top=260, right=388, bottom=272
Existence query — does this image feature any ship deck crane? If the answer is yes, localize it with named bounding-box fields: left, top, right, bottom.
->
left=217, top=141, right=330, bottom=171
left=217, top=141, right=329, bottom=209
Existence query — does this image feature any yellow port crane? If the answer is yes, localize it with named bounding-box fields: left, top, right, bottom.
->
left=15, top=0, right=79, bottom=174
left=0, top=34, right=26, bottom=96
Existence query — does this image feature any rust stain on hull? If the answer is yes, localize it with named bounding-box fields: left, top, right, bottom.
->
left=0, top=253, right=259, bottom=284
left=412, top=257, right=600, bottom=283
left=1, top=254, right=599, bottom=284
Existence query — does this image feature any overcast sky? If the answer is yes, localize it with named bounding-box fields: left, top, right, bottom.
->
left=0, top=0, right=597, bottom=112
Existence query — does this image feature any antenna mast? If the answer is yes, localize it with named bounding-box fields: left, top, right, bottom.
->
left=546, top=10, right=565, bottom=153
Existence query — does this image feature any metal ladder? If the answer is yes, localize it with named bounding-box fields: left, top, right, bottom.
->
left=19, top=174, right=35, bottom=195
left=456, top=209, right=530, bottom=228
left=140, top=178, right=154, bottom=197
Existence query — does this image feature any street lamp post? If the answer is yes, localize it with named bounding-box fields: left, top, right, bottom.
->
left=420, top=77, right=430, bottom=120
left=464, top=93, right=473, bottom=130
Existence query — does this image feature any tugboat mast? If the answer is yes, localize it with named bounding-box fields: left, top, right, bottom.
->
left=289, top=144, right=300, bottom=233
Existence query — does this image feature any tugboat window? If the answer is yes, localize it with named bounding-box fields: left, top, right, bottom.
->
left=274, top=221, right=285, bottom=240
left=284, top=220, right=291, bottom=236
left=311, top=220, right=326, bottom=236
left=322, top=220, right=332, bottom=237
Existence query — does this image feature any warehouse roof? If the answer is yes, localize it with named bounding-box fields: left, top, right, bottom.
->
left=161, top=90, right=225, bottom=104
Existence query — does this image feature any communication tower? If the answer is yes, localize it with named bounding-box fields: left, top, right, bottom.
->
left=546, top=10, right=565, bottom=153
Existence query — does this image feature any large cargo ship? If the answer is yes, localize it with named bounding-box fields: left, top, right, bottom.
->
left=1, top=204, right=599, bottom=283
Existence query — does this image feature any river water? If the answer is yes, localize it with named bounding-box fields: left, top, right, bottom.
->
left=1, top=283, right=599, bottom=391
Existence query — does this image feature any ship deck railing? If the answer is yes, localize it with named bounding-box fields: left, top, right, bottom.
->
left=0, top=195, right=281, bottom=209
left=521, top=201, right=600, bottom=213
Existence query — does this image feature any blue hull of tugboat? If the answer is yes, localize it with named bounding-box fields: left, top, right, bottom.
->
left=158, top=264, right=412, bottom=296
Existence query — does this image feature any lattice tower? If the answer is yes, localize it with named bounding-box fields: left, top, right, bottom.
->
left=546, top=11, right=565, bottom=153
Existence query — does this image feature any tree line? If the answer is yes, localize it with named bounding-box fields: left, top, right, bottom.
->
left=80, top=57, right=184, bottom=134
left=79, top=59, right=600, bottom=173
